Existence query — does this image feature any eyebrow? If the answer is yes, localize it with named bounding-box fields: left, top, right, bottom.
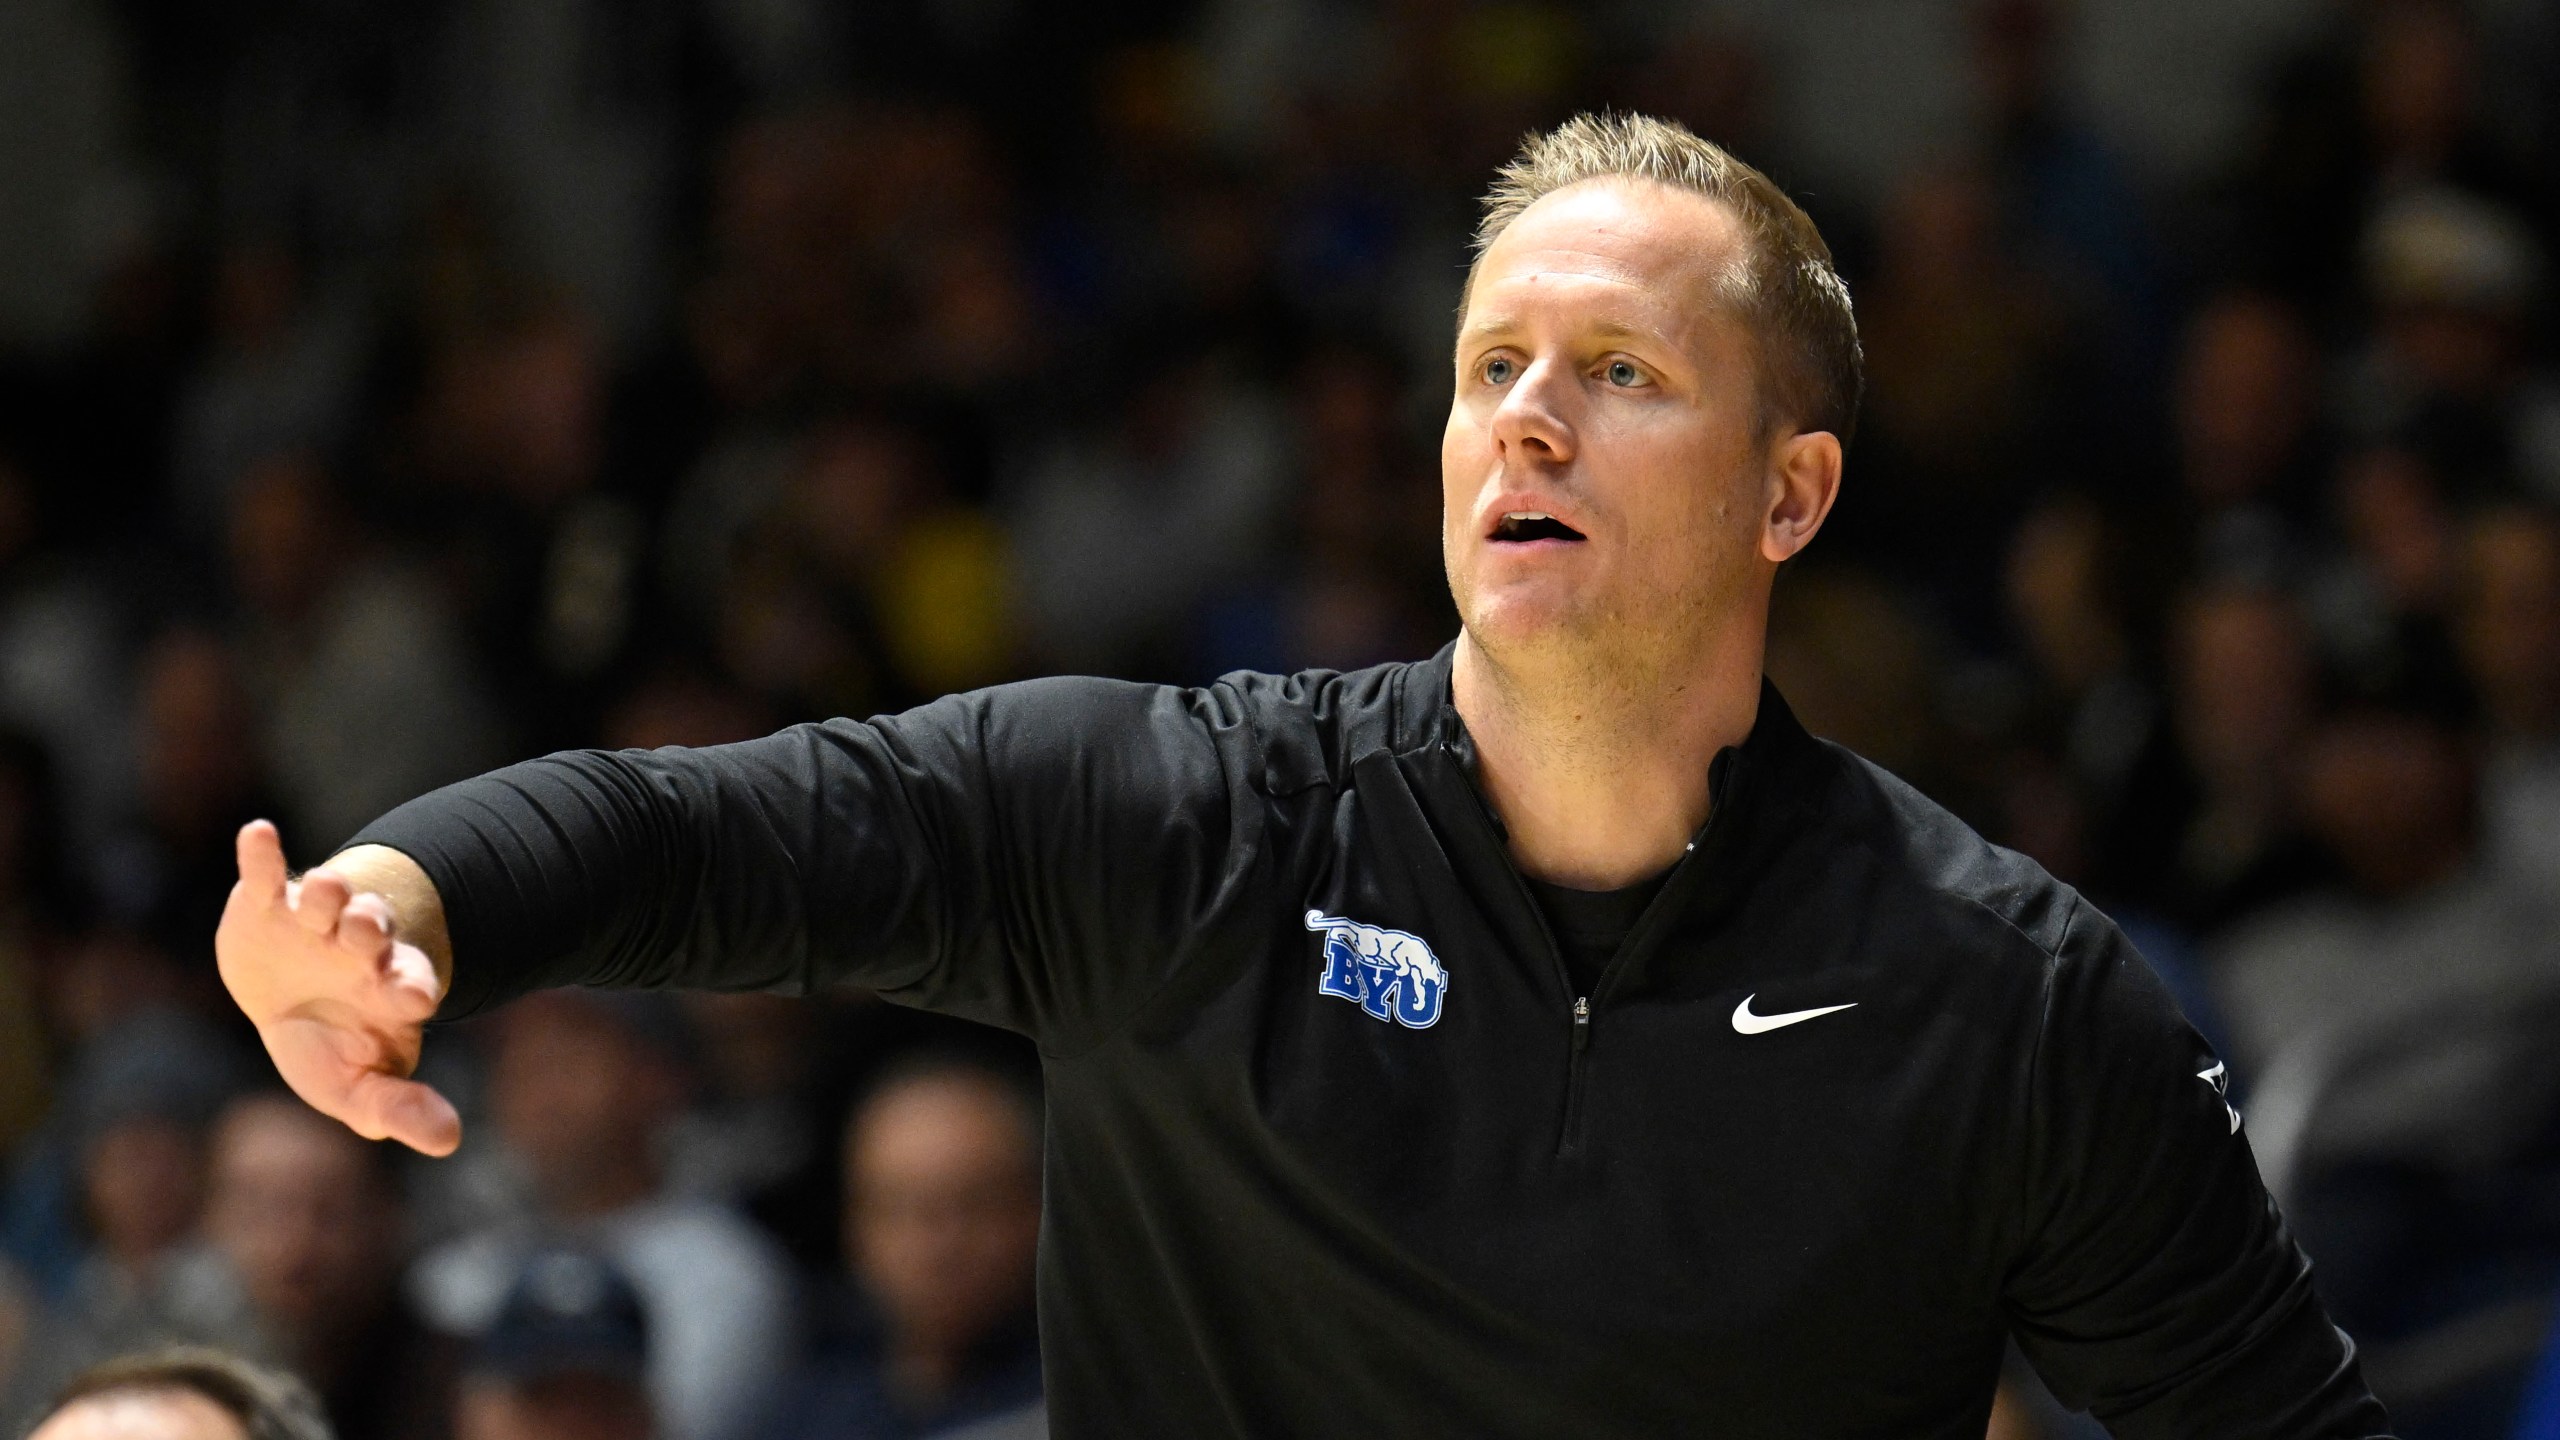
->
left=1458, top=316, right=1653, bottom=344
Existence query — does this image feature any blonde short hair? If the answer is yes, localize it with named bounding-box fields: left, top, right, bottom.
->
left=1470, top=112, right=1864, bottom=446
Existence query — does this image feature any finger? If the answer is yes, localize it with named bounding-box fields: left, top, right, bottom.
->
left=380, top=940, right=444, bottom=1025
left=296, top=868, right=352, bottom=935
left=345, top=1070, right=464, bottom=1157
left=236, top=821, right=289, bottom=906
left=335, top=893, right=394, bottom=958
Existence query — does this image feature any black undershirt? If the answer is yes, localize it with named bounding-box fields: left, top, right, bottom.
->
left=1523, top=870, right=1671, bottom=998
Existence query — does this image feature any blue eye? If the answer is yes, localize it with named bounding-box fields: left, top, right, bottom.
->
left=1606, top=360, right=1641, bottom=387
left=1483, top=356, right=1516, bottom=384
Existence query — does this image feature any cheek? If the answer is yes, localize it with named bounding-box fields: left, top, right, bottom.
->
left=1618, top=427, right=1742, bottom=535
left=1439, top=411, right=1484, bottom=507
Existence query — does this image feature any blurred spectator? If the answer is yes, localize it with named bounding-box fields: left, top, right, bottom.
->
left=403, top=310, right=652, bottom=748
left=1860, top=163, right=2067, bottom=493
left=2211, top=698, right=2560, bottom=1346
left=754, top=1056, right=1042, bottom=1440
left=89, top=629, right=275, bottom=957
left=2303, top=445, right=2474, bottom=709
left=2213, top=699, right=2560, bottom=1180
left=2160, top=581, right=2330, bottom=932
left=1967, top=0, right=2163, bottom=374
left=2170, top=292, right=2326, bottom=587
left=225, top=451, right=504, bottom=852
left=1848, top=163, right=2081, bottom=628
left=1997, top=494, right=2181, bottom=908
left=456, top=1249, right=655, bottom=1440
left=1, top=1011, right=254, bottom=1428
left=2209, top=0, right=2551, bottom=314
left=2355, top=0, right=2544, bottom=217
left=2455, top=504, right=2560, bottom=892
left=412, top=992, right=793, bottom=1440
left=25, top=1347, right=334, bottom=1440
left=663, top=993, right=840, bottom=1273
left=199, top=1095, right=450, bottom=1440
left=2339, top=186, right=2560, bottom=498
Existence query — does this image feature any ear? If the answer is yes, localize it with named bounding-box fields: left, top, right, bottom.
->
left=1760, top=430, right=1843, bottom=564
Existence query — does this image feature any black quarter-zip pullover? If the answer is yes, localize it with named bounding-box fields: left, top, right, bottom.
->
left=355, top=645, right=2390, bottom=1438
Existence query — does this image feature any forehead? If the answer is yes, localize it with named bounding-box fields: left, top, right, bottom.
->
left=1464, top=178, right=1747, bottom=333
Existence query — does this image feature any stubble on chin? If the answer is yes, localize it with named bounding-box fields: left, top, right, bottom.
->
left=1458, top=549, right=1747, bottom=724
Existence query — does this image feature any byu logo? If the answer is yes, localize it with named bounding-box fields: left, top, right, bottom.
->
left=1304, top=911, right=1448, bottom=1029
left=2197, top=1060, right=2242, bottom=1134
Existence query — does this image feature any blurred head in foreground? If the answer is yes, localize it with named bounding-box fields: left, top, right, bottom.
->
left=28, top=1348, right=332, bottom=1440
left=455, top=1249, right=653, bottom=1440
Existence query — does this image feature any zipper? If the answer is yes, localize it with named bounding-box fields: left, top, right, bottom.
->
left=1418, top=735, right=1741, bottom=1156
left=1552, top=748, right=1746, bottom=1153
left=1425, top=740, right=1591, bottom=1150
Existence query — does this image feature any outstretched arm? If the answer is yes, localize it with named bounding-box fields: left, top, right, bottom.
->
left=216, top=821, right=463, bottom=1155
left=215, top=678, right=1256, bottom=1156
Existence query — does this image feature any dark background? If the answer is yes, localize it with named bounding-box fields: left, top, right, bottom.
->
left=0, top=0, right=2557, bottom=1435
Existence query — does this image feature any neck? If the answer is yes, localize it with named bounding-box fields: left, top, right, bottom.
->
left=1451, top=624, right=1763, bottom=891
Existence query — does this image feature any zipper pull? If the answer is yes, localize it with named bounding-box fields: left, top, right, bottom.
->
left=1572, top=996, right=1591, bottom=1052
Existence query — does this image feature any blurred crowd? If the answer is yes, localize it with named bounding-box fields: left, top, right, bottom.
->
left=0, top=0, right=2557, bottom=1435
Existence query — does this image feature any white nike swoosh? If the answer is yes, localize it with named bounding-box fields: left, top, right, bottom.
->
left=1730, top=994, right=1858, bottom=1034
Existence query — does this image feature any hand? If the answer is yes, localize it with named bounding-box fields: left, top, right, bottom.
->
left=216, top=820, right=463, bottom=1155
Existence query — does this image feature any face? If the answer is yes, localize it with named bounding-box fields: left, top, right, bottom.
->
left=489, top=995, right=677, bottom=1186
left=2175, top=590, right=2313, bottom=781
left=81, top=1118, right=204, bottom=1268
left=2175, top=296, right=2313, bottom=501
left=205, top=1097, right=396, bottom=1335
left=31, top=1390, right=248, bottom=1440
left=1444, top=179, right=1834, bottom=687
left=847, top=1073, right=1041, bottom=1354
left=2299, top=714, right=2472, bottom=896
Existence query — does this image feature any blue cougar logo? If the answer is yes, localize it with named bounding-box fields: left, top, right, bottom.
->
left=1304, top=910, right=1448, bottom=1029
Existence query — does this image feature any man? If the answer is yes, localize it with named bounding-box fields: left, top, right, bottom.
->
left=26, top=1347, right=333, bottom=1440
left=216, top=114, right=2389, bottom=1437
left=754, top=1055, right=1044, bottom=1440
left=199, top=1093, right=451, bottom=1440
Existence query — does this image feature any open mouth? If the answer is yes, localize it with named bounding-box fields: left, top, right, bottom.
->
left=1490, top=511, right=1586, bottom=543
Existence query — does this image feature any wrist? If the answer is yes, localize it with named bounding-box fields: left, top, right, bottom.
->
left=323, top=844, right=454, bottom=997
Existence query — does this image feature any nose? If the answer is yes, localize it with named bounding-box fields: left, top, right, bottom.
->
left=1489, top=358, right=1575, bottom=467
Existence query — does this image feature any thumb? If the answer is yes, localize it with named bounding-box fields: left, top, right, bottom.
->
left=345, top=1070, right=465, bottom=1157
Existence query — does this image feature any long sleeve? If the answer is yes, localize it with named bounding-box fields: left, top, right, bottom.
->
left=2002, top=901, right=2394, bottom=1438
left=348, top=676, right=1263, bottom=1054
